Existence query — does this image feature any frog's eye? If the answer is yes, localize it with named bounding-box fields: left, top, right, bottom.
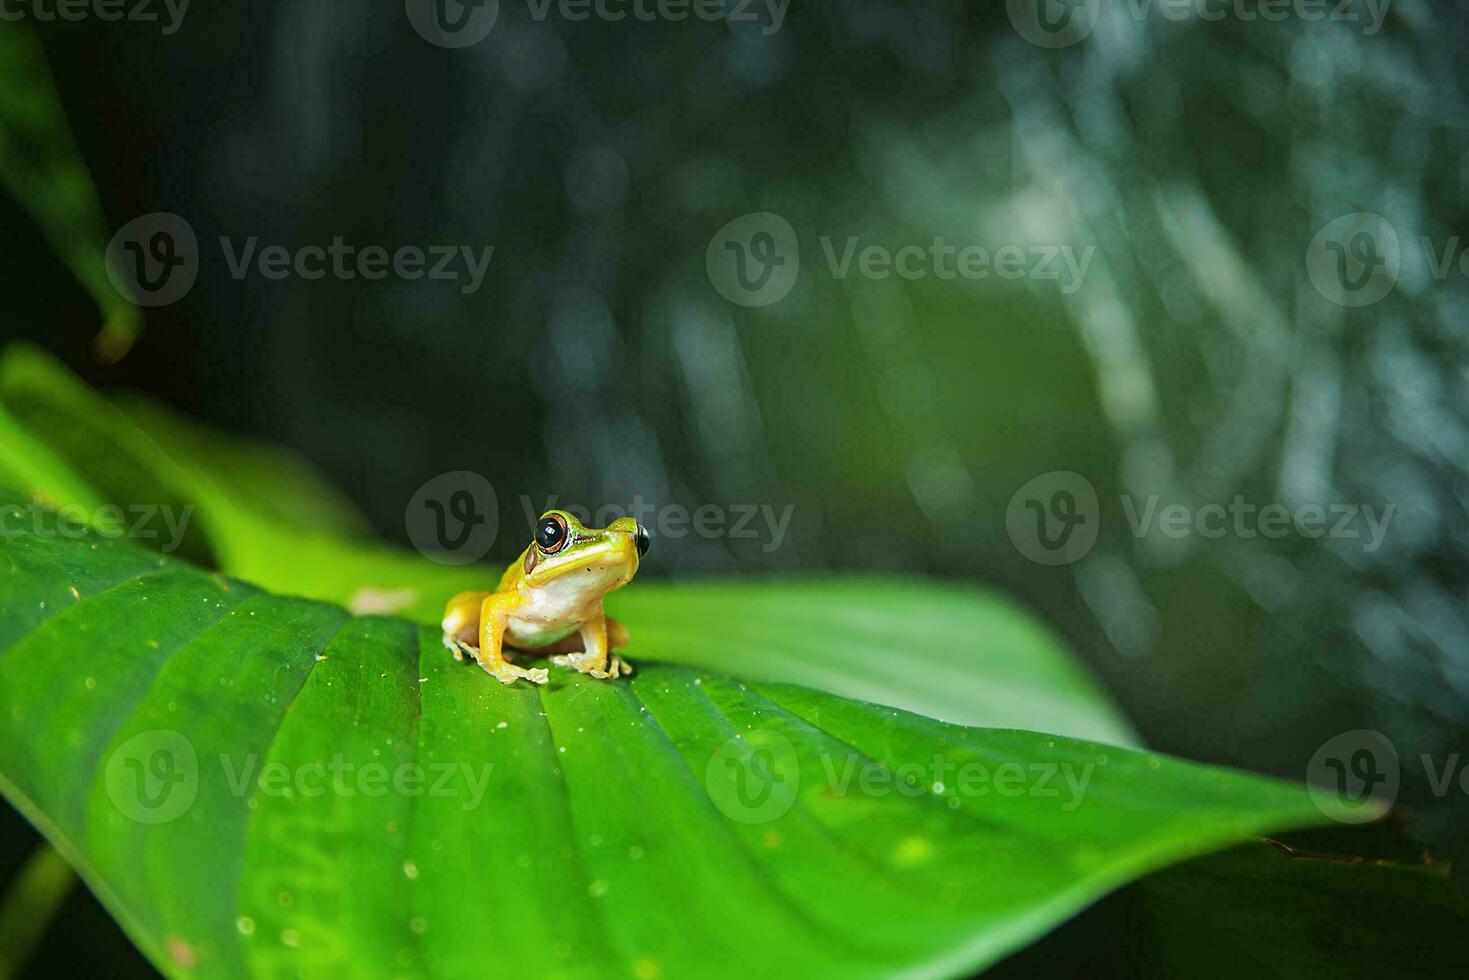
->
left=634, top=523, right=650, bottom=558
left=534, top=513, right=569, bottom=554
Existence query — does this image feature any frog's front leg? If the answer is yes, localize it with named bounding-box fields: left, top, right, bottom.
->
left=442, top=591, right=548, bottom=685
left=476, top=592, right=549, bottom=685
left=553, top=613, right=633, bottom=679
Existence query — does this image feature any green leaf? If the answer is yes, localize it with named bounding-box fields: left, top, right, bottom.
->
left=0, top=343, right=1138, bottom=744
left=1131, top=841, right=1469, bottom=978
left=0, top=493, right=1372, bottom=978
left=0, top=402, right=104, bottom=514
left=0, top=24, right=141, bottom=361
left=109, top=391, right=374, bottom=540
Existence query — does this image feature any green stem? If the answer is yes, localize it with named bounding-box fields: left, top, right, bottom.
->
left=0, top=844, right=75, bottom=979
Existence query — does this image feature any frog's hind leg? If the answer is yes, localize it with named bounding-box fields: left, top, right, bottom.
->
left=442, top=591, right=491, bottom=663
left=539, top=616, right=630, bottom=656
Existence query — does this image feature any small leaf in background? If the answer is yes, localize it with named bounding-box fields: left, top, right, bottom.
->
left=0, top=844, right=74, bottom=977
left=0, top=24, right=140, bottom=362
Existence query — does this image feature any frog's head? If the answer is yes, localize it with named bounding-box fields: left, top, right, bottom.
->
left=520, top=509, right=649, bottom=596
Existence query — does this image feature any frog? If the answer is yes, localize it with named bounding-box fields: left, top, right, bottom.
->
left=440, top=509, right=650, bottom=685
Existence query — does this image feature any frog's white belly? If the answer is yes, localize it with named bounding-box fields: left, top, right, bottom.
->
left=506, top=579, right=596, bottom=647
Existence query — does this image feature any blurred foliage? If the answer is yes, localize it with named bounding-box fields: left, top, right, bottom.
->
left=1, top=0, right=1467, bottom=971
left=14, top=0, right=1451, bottom=822
left=0, top=845, right=74, bottom=979
left=0, top=22, right=139, bottom=360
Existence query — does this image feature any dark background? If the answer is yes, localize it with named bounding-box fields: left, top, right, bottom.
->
left=3, top=1, right=1467, bottom=975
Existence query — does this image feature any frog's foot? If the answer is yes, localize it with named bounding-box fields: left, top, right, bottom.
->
left=454, top=639, right=547, bottom=685
left=481, top=657, right=549, bottom=686
left=553, top=651, right=634, bottom=680
left=443, top=635, right=468, bottom=663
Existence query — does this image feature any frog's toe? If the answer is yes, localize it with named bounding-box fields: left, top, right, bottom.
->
left=549, top=654, right=572, bottom=668
left=609, top=655, right=633, bottom=678
left=484, top=662, right=545, bottom=686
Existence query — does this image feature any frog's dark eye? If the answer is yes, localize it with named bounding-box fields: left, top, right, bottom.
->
left=535, top=514, right=569, bottom=554
left=634, top=523, right=650, bottom=558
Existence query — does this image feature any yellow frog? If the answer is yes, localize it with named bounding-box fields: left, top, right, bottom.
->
left=440, top=510, right=649, bottom=685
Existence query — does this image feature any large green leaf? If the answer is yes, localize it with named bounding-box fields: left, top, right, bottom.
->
left=0, top=493, right=1370, bottom=978
left=0, top=343, right=1137, bottom=744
